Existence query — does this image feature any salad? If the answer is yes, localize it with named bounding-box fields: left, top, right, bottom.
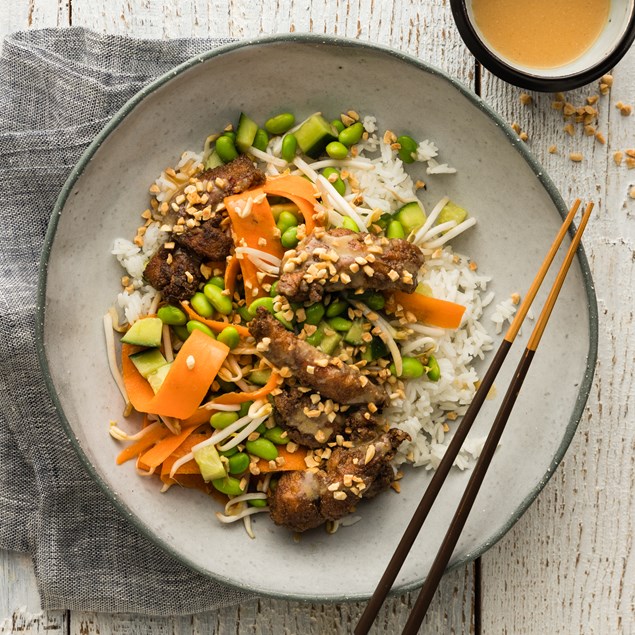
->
left=106, top=109, right=492, bottom=537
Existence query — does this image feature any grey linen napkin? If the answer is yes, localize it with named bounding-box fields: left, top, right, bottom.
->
left=0, top=27, right=258, bottom=615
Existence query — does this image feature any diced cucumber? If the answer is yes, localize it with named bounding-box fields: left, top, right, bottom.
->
left=204, top=150, right=223, bottom=170
left=194, top=444, right=227, bottom=482
left=396, top=201, right=426, bottom=234
left=147, top=362, right=172, bottom=394
left=121, top=317, right=163, bottom=347
left=319, top=332, right=342, bottom=355
left=129, top=348, right=168, bottom=379
left=370, top=337, right=388, bottom=359
left=361, top=336, right=388, bottom=361
left=236, top=112, right=259, bottom=153
left=415, top=282, right=433, bottom=296
left=438, top=201, right=467, bottom=228
left=295, top=114, right=339, bottom=158
left=343, top=319, right=365, bottom=346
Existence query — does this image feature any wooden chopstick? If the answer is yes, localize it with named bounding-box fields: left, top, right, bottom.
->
left=400, top=201, right=594, bottom=634
left=355, top=199, right=584, bottom=635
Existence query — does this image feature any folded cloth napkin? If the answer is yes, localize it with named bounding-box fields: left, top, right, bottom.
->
left=0, top=27, right=257, bottom=615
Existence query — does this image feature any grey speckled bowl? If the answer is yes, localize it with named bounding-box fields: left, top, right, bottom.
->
left=37, top=35, right=597, bottom=601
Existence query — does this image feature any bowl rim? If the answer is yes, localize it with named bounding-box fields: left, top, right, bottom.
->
left=450, top=0, right=635, bottom=91
left=36, top=32, right=598, bottom=602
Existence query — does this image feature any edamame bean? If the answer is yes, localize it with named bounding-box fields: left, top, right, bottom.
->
left=277, top=211, right=299, bottom=235
left=186, top=320, right=216, bottom=338
left=397, top=135, right=418, bottom=164
left=358, top=290, right=385, bottom=311
left=281, top=133, right=298, bottom=162
left=212, top=476, right=244, bottom=496
left=237, top=305, right=252, bottom=322
left=222, top=131, right=236, bottom=142
left=158, top=305, right=187, bottom=326
left=227, top=452, right=250, bottom=474
left=326, top=299, right=348, bottom=318
left=191, top=292, right=214, bottom=317
left=172, top=325, right=190, bottom=341
left=322, top=167, right=346, bottom=196
left=341, top=217, right=358, bottom=232
left=328, top=316, right=353, bottom=331
left=269, top=281, right=279, bottom=297
left=248, top=296, right=275, bottom=317
left=389, top=356, right=425, bottom=379
left=331, top=119, right=346, bottom=133
left=203, top=283, right=233, bottom=315
left=264, top=426, right=289, bottom=445
left=253, top=128, right=269, bottom=151
left=219, top=446, right=238, bottom=457
left=217, top=326, right=240, bottom=349
left=249, top=369, right=271, bottom=386
left=339, top=122, right=364, bottom=147
left=215, top=135, right=239, bottom=163
left=325, top=141, right=349, bottom=160
left=248, top=498, right=268, bottom=508
left=246, top=438, right=279, bottom=461
left=208, top=276, right=225, bottom=289
left=239, top=401, right=253, bottom=417
left=256, top=422, right=267, bottom=434
left=386, top=219, right=406, bottom=239
left=281, top=226, right=299, bottom=249
left=305, top=303, right=325, bottom=325
left=210, top=411, right=239, bottom=429
left=264, top=112, right=295, bottom=135
left=426, top=355, right=441, bottom=381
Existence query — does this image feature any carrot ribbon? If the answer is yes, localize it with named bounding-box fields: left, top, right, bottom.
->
left=122, top=329, right=229, bottom=419
left=389, top=290, right=466, bottom=330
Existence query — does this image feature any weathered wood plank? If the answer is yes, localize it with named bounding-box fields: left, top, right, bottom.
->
left=70, top=568, right=474, bottom=635
left=0, top=550, right=68, bottom=634
left=0, top=0, right=66, bottom=44
left=478, top=44, right=635, bottom=635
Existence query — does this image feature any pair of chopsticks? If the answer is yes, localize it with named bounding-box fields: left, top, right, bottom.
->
left=356, top=199, right=594, bottom=635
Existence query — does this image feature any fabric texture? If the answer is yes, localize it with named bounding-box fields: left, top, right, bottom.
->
left=0, top=27, right=257, bottom=615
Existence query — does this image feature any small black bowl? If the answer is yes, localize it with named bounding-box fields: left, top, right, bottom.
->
left=450, top=0, right=635, bottom=92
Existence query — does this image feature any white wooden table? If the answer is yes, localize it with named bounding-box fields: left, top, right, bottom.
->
left=2, top=2, right=634, bottom=633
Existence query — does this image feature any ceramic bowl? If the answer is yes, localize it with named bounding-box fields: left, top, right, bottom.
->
left=451, top=0, right=635, bottom=91
left=38, top=35, right=597, bottom=601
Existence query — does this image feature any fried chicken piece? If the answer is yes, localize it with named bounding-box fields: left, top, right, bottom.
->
left=174, top=212, right=233, bottom=261
left=268, top=429, right=409, bottom=532
left=143, top=246, right=202, bottom=304
left=145, top=156, right=265, bottom=298
left=250, top=309, right=386, bottom=407
left=277, top=228, right=425, bottom=303
left=272, top=388, right=382, bottom=449
left=173, top=155, right=265, bottom=261
left=272, top=389, right=346, bottom=449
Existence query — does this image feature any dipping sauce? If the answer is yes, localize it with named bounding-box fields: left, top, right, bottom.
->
left=471, top=0, right=611, bottom=69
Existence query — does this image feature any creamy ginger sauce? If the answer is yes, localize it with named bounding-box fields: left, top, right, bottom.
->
left=471, top=0, right=611, bottom=69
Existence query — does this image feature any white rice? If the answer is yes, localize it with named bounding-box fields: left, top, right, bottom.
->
left=490, top=296, right=518, bottom=334
left=387, top=248, right=494, bottom=470
left=111, top=221, right=169, bottom=324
